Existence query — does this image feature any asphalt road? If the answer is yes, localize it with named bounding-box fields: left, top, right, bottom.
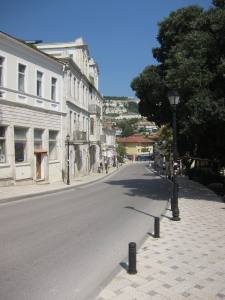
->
left=0, top=163, right=170, bottom=300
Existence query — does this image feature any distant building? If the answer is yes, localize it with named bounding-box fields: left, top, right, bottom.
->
left=114, top=113, right=142, bottom=120
left=101, top=118, right=116, bottom=165
left=103, top=96, right=139, bottom=117
left=117, top=134, right=156, bottom=161
left=114, top=127, right=122, bottom=136
left=137, top=120, right=158, bottom=133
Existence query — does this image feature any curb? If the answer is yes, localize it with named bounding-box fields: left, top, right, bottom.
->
left=94, top=171, right=171, bottom=300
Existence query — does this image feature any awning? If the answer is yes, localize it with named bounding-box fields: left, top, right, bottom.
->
left=34, top=149, right=47, bottom=154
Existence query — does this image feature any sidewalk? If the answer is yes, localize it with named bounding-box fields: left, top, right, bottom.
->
left=0, top=165, right=121, bottom=204
left=96, top=177, right=225, bottom=300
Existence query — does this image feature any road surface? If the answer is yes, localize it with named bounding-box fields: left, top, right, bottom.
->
left=0, top=163, right=170, bottom=300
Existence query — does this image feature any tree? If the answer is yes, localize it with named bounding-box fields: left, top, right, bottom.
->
left=116, top=119, right=139, bottom=137
left=127, top=101, right=138, bottom=113
left=116, top=144, right=127, bottom=163
left=213, top=0, right=225, bottom=8
left=131, top=2, right=225, bottom=168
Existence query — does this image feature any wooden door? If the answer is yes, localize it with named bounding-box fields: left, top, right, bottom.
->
left=36, top=153, right=42, bottom=179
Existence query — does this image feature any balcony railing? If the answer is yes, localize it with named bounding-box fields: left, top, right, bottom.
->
left=88, top=104, right=101, bottom=115
left=73, top=130, right=87, bottom=143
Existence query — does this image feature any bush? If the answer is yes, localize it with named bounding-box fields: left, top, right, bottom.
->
left=207, top=182, right=225, bottom=196
left=187, top=167, right=224, bottom=185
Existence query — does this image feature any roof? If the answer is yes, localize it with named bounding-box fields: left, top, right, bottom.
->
left=0, top=31, right=63, bottom=66
left=117, top=135, right=154, bottom=144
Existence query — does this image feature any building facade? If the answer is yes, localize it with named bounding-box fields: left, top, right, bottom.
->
left=0, top=32, right=65, bottom=186
left=0, top=32, right=108, bottom=187
left=101, top=127, right=116, bottom=166
left=117, top=134, right=154, bottom=161
left=36, top=37, right=103, bottom=177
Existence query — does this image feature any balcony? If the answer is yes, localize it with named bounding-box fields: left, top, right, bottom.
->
left=88, top=104, right=101, bottom=115
left=73, top=130, right=87, bottom=143
left=89, top=132, right=101, bottom=143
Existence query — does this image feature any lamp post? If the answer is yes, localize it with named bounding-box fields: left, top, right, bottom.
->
left=168, top=90, right=180, bottom=221
left=66, top=134, right=70, bottom=185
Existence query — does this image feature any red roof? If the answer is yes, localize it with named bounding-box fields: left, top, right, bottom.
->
left=117, top=135, right=154, bottom=144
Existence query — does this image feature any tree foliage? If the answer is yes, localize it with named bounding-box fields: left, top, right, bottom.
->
left=116, top=144, right=127, bottom=163
left=127, top=101, right=138, bottom=113
left=131, top=1, right=225, bottom=167
left=116, top=119, right=139, bottom=137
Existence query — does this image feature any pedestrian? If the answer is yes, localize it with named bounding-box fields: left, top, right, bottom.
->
left=99, top=162, right=103, bottom=173
left=105, top=161, right=108, bottom=174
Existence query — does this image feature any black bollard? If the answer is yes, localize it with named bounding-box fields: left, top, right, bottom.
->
left=128, top=242, right=137, bottom=274
left=154, top=217, right=160, bottom=238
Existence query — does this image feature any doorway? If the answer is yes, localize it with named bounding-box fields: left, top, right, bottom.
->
left=36, top=153, right=42, bottom=179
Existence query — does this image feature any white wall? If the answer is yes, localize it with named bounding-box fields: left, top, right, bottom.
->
left=0, top=33, right=66, bottom=185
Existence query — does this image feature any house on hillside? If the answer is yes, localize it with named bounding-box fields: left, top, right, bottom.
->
left=103, top=96, right=139, bottom=117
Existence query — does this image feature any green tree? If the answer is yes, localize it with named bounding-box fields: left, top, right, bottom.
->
left=116, top=119, right=139, bottom=137
left=131, top=2, right=225, bottom=168
left=116, top=144, right=127, bottom=163
left=127, top=102, right=138, bottom=113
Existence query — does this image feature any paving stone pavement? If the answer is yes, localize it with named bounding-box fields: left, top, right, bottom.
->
left=96, top=177, right=225, bottom=300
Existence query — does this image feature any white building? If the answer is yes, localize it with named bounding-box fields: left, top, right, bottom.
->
left=114, top=113, right=142, bottom=120
left=0, top=31, right=65, bottom=186
left=36, top=37, right=103, bottom=176
left=101, top=128, right=116, bottom=166
left=103, top=96, right=139, bottom=116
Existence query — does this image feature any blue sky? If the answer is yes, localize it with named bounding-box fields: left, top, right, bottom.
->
left=1, top=0, right=211, bottom=97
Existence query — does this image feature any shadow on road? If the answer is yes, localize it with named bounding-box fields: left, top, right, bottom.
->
left=120, top=262, right=128, bottom=271
left=125, top=206, right=156, bottom=218
left=105, top=178, right=171, bottom=202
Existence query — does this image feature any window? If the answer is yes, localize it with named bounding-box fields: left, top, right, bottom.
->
left=77, top=115, right=80, bottom=130
left=90, top=118, right=94, bottom=135
left=18, top=64, right=26, bottom=92
left=34, top=129, right=43, bottom=150
left=69, top=73, right=72, bottom=96
left=69, top=111, right=72, bottom=134
left=14, top=127, right=27, bottom=163
left=49, top=130, right=58, bottom=160
left=0, top=56, right=4, bottom=86
left=51, top=77, right=57, bottom=100
left=74, top=113, right=76, bottom=127
left=73, top=77, right=76, bottom=99
left=86, top=118, right=89, bottom=135
left=82, top=84, right=85, bottom=105
left=37, top=71, right=43, bottom=97
left=0, top=126, right=6, bottom=163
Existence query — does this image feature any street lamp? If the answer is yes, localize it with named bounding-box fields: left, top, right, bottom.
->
left=66, top=134, right=70, bottom=185
left=168, top=90, right=180, bottom=221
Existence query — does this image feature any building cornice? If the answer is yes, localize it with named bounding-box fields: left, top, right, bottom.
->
left=66, top=100, right=89, bottom=115
left=0, top=31, right=63, bottom=69
left=63, top=58, right=103, bottom=100
left=0, top=98, right=66, bottom=116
